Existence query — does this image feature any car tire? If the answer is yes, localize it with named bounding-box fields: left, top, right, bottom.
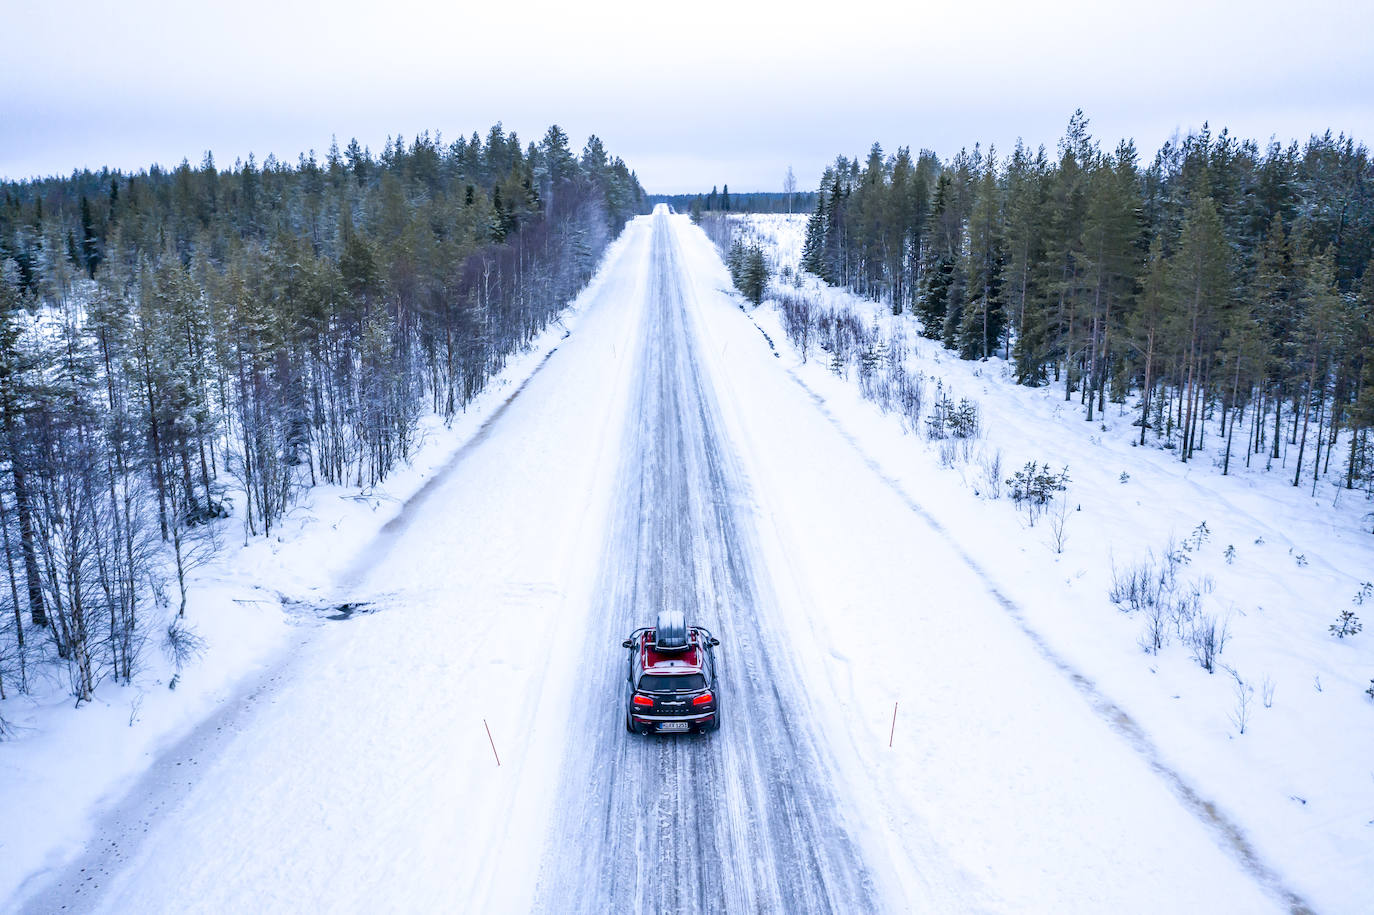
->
left=625, top=711, right=634, bottom=734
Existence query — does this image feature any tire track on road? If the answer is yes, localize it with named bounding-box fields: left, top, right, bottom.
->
left=533, top=212, right=879, bottom=914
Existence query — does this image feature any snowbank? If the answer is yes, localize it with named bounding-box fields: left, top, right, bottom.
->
left=0, top=221, right=641, bottom=907
left=726, top=212, right=1373, bottom=913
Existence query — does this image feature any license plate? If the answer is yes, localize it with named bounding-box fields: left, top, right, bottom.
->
left=657, top=721, right=690, bottom=732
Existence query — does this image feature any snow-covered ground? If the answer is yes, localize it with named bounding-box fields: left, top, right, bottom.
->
left=2, top=207, right=1362, bottom=913
left=0, top=224, right=641, bottom=910
left=730, top=212, right=1374, bottom=912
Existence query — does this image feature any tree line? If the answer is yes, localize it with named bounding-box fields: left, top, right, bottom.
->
left=800, top=112, right=1374, bottom=492
left=0, top=124, right=643, bottom=707
left=648, top=189, right=818, bottom=217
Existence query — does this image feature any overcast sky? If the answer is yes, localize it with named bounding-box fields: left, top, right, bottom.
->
left=3, top=0, right=1372, bottom=194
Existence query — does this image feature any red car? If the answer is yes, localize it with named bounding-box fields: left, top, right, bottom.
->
left=622, top=610, right=721, bottom=735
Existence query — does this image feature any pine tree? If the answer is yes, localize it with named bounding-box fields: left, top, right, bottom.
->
left=915, top=173, right=955, bottom=340
left=79, top=196, right=101, bottom=278
left=821, top=175, right=846, bottom=285
left=1251, top=214, right=1297, bottom=462
left=1046, top=111, right=1094, bottom=400
left=1078, top=141, right=1142, bottom=419
left=1130, top=236, right=1169, bottom=445
left=1169, top=196, right=1231, bottom=461
left=1291, top=248, right=1343, bottom=485
left=0, top=261, right=46, bottom=628
left=958, top=150, right=1006, bottom=360
left=1343, top=265, right=1374, bottom=489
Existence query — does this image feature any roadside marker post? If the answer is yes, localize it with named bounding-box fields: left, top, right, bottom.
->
left=484, top=718, right=501, bottom=767
left=889, top=702, right=898, bottom=748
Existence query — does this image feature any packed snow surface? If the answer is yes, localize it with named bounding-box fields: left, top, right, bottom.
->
left=5, top=207, right=1346, bottom=912
left=741, top=212, right=1373, bottom=913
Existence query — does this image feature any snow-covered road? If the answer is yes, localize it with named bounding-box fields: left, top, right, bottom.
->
left=533, top=216, right=884, bottom=912
left=15, top=208, right=1292, bottom=913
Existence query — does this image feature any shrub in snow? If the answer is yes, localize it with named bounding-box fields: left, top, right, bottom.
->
left=776, top=290, right=816, bottom=361
left=1229, top=675, right=1253, bottom=734
left=857, top=340, right=891, bottom=407
left=949, top=400, right=980, bottom=438
left=926, top=389, right=980, bottom=440
left=1112, top=540, right=1206, bottom=633
left=979, top=449, right=1003, bottom=500
left=924, top=391, right=949, bottom=439
left=1184, top=521, right=1210, bottom=551
left=1110, top=553, right=1173, bottom=612
left=818, top=309, right=873, bottom=372
left=1119, top=471, right=1130, bottom=484
left=938, top=437, right=976, bottom=468
left=1354, top=582, right=1373, bottom=606
left=1189, top=613, right=1229, bottom=673
left=1006, top=462, right=1070, bottom=526
left=892, top=366, right=925, bottom=434
left=1168, top=586, right=1204, bottom=644
left=1366, top=680, right=1374, bottom=701
left=1047, top=498, right=1071, bottom=554
left=1224, top=545, right=1236, bottom=564
left=858, top=338, right=884, bottom=379
left=1328, top=609, right=1362, bottom=639
left=163, top=620, right=207, bottom=673
left=1139, top=603, right=1168, bottom=654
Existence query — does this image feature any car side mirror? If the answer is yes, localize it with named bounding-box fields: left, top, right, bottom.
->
left=709, top=637, right=720, bottom=646
left=622, top=639, right=633, bottom=648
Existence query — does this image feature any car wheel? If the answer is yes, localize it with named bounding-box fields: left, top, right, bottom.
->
left=625, top=711, right=634, bottom=733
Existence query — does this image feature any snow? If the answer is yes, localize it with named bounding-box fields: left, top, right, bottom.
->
left=1, top=221, right=644, bottom=911
left=3, top=207, right=1366, bottom=913
left=722, top=211, right=1374, bottom=912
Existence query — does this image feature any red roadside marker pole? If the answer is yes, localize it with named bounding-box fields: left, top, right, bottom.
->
left=889, top=701, right=898, bottom=748
left=484, top=718, right=501, bottom=767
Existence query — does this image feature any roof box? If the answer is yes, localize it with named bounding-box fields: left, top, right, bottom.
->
left=654, top=609, right=688, bottom=651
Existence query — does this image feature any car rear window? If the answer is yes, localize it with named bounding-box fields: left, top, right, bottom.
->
left=640, top=673, right=706, bottom=693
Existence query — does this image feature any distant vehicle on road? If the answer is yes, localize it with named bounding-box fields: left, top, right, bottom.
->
left=623, top=610, right=721, bottom=735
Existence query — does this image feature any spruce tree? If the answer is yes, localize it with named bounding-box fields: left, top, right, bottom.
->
left=958, top=150, right=1006, bottom=360
left=801, top=193, right=827, bottom=278
left=915, top=173, right=955, bottom=339
left=1169, top=195, right=1231, bottom=460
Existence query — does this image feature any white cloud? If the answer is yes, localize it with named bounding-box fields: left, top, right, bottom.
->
left=2, top=0, right=1371, bottom=191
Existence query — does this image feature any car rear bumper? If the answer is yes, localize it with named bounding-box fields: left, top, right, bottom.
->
left=629, top=710, right=717, bottom=733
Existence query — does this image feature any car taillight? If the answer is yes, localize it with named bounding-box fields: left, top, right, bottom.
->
left=692, top=692, right=713, bottom=706
left=633, top=695, right=654, bottom=707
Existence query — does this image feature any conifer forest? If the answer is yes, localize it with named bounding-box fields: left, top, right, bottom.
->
left=798, top=113, right=1374, bottom=489
left=1, top=104, right=1372, bottom=915
left=0, top=126, right=643, bottom=703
